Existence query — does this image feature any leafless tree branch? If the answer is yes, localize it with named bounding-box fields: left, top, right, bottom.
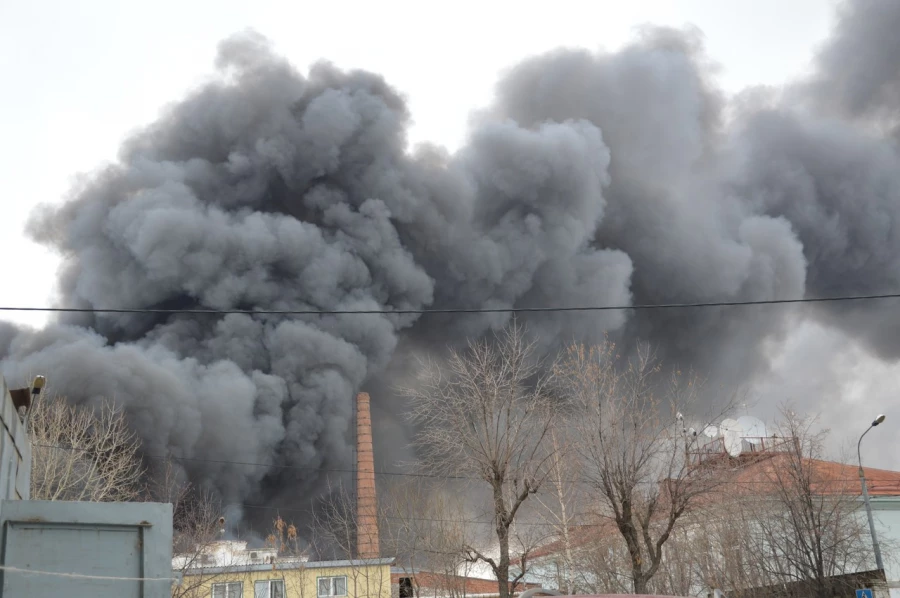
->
left=401, top=322, right=561, bottom=598
left=29, top=393, right=144, bottom=502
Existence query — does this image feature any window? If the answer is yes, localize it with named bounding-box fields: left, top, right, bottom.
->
left=399, top=577, right=413, bottom=598
left=254, top=579, right=284, bottom=598
left=250, top=551, right=259, bottom=560
left=318, top=575, right=348, bottom=597
left=212, top=582, right=243, bottom=598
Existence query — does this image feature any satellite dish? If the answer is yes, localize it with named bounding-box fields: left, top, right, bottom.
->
left=720, top=418, right=739, bottom=434
left=702, top=425, right=719, bottom=438
left=724, top=429, right=743, bottom=457
left=736, top=416, right=767, bottom=445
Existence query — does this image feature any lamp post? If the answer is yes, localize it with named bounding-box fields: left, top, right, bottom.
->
left=858, top=414, right=886, bottom=573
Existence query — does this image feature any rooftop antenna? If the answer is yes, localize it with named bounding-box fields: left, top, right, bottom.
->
left=720, top=418, right=738, bottom=433
left=724, top=428, right=744, bottom=458
left=720, top=418, right=744, bottom=457
left=736, top=415, right=767, bottom=447
left=696, top=425, right=718, bottom=452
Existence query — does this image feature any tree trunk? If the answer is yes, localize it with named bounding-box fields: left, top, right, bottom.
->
left=618, top=509, right=646, bottom=595
left=557, top=480, right=573, bottom=594
left=494, top=481, right=511, bottom=598
left=549, top=431, right=573, bottom=595
left=497, top=524, right=510, bottom=598
left=632, top=567, right=648, bottom=594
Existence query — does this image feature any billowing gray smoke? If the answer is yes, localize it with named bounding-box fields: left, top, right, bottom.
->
left=2, top=0, right=900, bottom=513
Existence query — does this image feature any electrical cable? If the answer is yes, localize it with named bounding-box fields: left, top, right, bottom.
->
left=3, top=291, right=900, bottom=317
left=0, top=564, right=174, bottom=582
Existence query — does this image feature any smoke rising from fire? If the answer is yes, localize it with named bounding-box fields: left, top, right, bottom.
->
left=3, top=0, right=900, bottom=511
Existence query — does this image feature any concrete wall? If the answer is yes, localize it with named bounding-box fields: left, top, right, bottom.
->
left=0, top=377, right=30, bottom=501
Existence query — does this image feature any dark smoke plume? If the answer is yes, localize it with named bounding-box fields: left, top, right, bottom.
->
left=3, top=0, right=900, bottom=513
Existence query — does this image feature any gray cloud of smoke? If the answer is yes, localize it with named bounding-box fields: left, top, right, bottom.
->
left=3, top=0, right=900, bottom=512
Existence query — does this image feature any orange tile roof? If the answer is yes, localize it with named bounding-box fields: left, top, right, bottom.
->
left=527, top=451, right=900, bottom=563
left=711, top=452, right=900, bottom=497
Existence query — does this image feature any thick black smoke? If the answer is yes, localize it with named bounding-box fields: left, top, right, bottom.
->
left=3, top=0, right=900, bottom=513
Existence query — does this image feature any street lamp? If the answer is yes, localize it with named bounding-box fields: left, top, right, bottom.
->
left=858, top=414, right=886, bottom=573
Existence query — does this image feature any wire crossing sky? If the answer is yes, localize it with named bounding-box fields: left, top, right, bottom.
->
left=3, top=292, right=900, bottom=315
left=2, top=0, right=900, bottom=528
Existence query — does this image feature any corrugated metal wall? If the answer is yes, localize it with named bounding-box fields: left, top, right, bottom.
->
left=0, top=500, right=173, bottom=597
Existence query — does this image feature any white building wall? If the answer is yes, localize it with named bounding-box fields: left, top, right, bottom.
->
left=867, top=497, right=900, bottom=582
left=523, top=498, right=900, bottom=596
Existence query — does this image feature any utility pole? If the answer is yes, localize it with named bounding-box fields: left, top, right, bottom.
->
left=857, top=414, right=886, bottom=572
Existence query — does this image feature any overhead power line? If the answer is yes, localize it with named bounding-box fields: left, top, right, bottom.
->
left=35, top=444, right=899, bottom=527
left=0, top=565, right=173, bottom=583
left=3, top=291, right=900, bottom=316
left=35, top=444, right=900, bottom=488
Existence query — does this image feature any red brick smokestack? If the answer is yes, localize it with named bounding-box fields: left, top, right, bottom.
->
left=356, top=392, right=380, bottom=558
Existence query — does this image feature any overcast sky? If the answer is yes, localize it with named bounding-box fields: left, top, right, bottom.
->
left=1, top=0, right=835, bottom=323
left=6, top=0, right=895, bottom=465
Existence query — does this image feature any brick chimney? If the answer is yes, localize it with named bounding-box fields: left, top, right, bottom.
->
left=356, top=392, right=380, bottom=558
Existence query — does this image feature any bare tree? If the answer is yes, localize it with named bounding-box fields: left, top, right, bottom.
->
left=168, top=482, right=229, bottom=598
left=310, top=481, right=357, bottom=561
left=265, top=514, right=308, bottom=598
left=558, top=341, right=727, bottom=594
left=267, top=514, right=303, bottom=557
left=675, top=498, right=774, bottom=595
left=380, top=477, right=477, bottom=598
left=532, top=428, right=584, bottom=594
left=619, top=407, right=884, bottom=598
left=641, top=515, right=707, bottom=597
left=569, top=522, right=632, bottom=594
left=310, top=481, right=390, bottom=598
left=732, top=408, right=876, bottom=598
left=28, top=393, right=144, bottom=502
left=402, top=323, right=560, bottom=598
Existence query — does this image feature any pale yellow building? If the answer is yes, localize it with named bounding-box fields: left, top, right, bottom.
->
left=174, top=556, right=395, bottom=598
left=172, top=393, right=395, bottom=598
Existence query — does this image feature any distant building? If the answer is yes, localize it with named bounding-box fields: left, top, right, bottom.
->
left=524, top=433, right=900, bottom=598
left=172, top=392, right=537, bottom=598
left=173, top=392, right=397, bottom=598
left=173, top=547, right=394, bottom=598
left=391, top=568, right=539, bottom=598
left=172, top=539, right=306, bottom=570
